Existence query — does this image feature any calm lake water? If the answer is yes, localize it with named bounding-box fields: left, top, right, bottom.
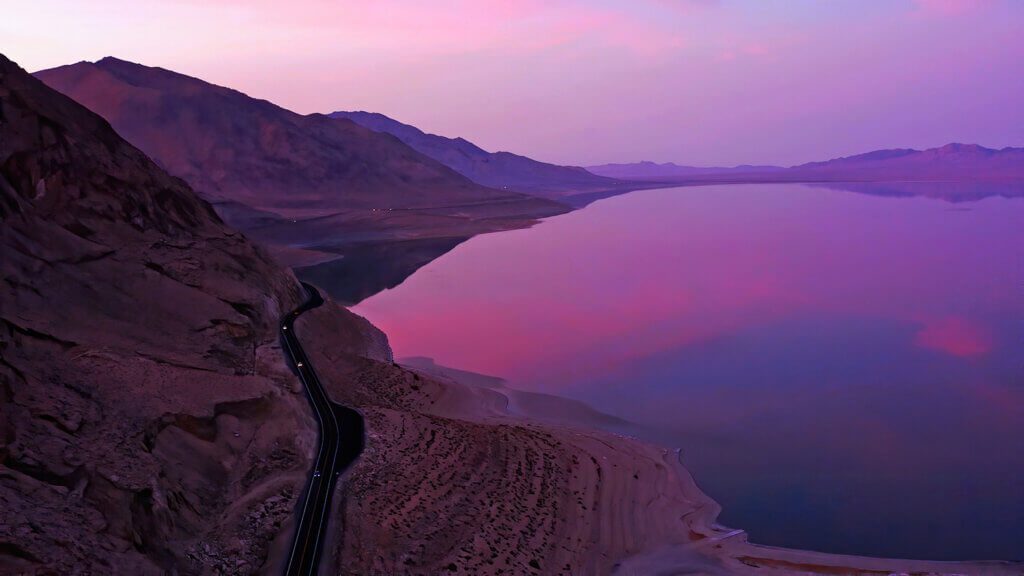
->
left=352, top=183, right=1024, bottom=561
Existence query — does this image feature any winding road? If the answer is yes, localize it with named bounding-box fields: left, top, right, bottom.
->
left=281, top=282, right=364, bottom=576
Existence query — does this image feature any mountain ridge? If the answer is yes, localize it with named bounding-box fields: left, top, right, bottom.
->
left=587, top=143, right=1024, bottom=182
left=34, top=57, right=567, bottom=277
left=34, top=58, right=565, bottom=222
left=330, top=110, right=630, bottom=198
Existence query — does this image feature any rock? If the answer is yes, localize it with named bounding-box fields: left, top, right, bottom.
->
left=0, top=52, right=313, bottom=573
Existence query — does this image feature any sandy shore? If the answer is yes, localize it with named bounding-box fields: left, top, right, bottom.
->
left=295, top=301, right=1021, bottom=575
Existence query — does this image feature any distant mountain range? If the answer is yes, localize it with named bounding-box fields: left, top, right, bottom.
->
left=587, top=161, right=784, bottom=180
left=34, top=58, right=566, bottom=245
left=587, top=143, right=1024, bottom=183
left=790, top=143, right=1024, bottom=180
left=29, top=55, right=1023, bottom=282
left=330, top=111, right=630, bottom=199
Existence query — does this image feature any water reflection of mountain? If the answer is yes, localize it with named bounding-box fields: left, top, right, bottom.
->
left=295, top=237, right=469, bottom=305
left=810, top=180, right=1024, bottom=202
left=300, top=180, right=1024, bottom=305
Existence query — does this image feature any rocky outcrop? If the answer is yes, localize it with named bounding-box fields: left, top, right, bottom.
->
left=0, top=53, right=311, bottom=574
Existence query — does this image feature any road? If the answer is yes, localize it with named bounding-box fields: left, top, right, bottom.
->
left=281, top=282, right=364, bottom=576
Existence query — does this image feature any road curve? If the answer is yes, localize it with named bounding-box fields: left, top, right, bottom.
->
left=281, top=282, right=364, bottom=576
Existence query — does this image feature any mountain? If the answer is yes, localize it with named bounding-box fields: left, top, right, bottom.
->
left=1, top=52, right=310, bottom=572
left=789, top=143, right=1024, bottom=180
left=0, top=52, right=397, bottom=573
left=33, top=58, right=567, bottom=266
left=587, top=144, right=1024, bottom=183
left=586, top=160, right=784, bottom=180
left=330, top=110, right=630, bottom=198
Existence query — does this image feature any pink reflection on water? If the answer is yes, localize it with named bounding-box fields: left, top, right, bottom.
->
left=353, top=183, right=1024, bottom=559
left=357, top=184, right=1022, bottom=392
left=914, top=316, right=993, bottom=357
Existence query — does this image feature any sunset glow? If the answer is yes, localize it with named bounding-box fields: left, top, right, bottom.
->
left=5, top=0, right=1022, bottom=166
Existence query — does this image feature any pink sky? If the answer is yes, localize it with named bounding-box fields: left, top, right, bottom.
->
left=4, top=0, right=1022, bottom=165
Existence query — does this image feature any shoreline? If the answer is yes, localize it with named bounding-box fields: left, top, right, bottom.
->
left=406, top=357, right=1021, bottom=575
left=282, top=177, right=1023, bottom=307
left=292, top=301, right=1021, bottom=575
left=282, top=182, right=1024, bottom=569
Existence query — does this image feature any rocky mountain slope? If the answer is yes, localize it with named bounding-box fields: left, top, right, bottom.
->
left=1, top=52, right=327, bottom=574
left=330, top=111, right=629, bottom=199
left=34, top=58, right=566, bottom=266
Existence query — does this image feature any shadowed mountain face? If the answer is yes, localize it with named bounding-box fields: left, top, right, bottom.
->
left=0, top=52, right=342, bottom=573
left=34, top=58, right=565, bottom=232
left=330, top=110, right=629, bottom=198
left=294, top=236, right=471, bottom=305
left=588, top=144, right=1024, bottom=185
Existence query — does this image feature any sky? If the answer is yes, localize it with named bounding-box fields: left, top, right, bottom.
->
left=4, top=0, right=1022, bottom=166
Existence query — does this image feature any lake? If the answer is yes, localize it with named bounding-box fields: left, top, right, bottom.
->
left=352, top=183, right=1024, bottom=561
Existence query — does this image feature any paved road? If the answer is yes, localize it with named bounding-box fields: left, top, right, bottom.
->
left=281, top=282, right=364, bottom=576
